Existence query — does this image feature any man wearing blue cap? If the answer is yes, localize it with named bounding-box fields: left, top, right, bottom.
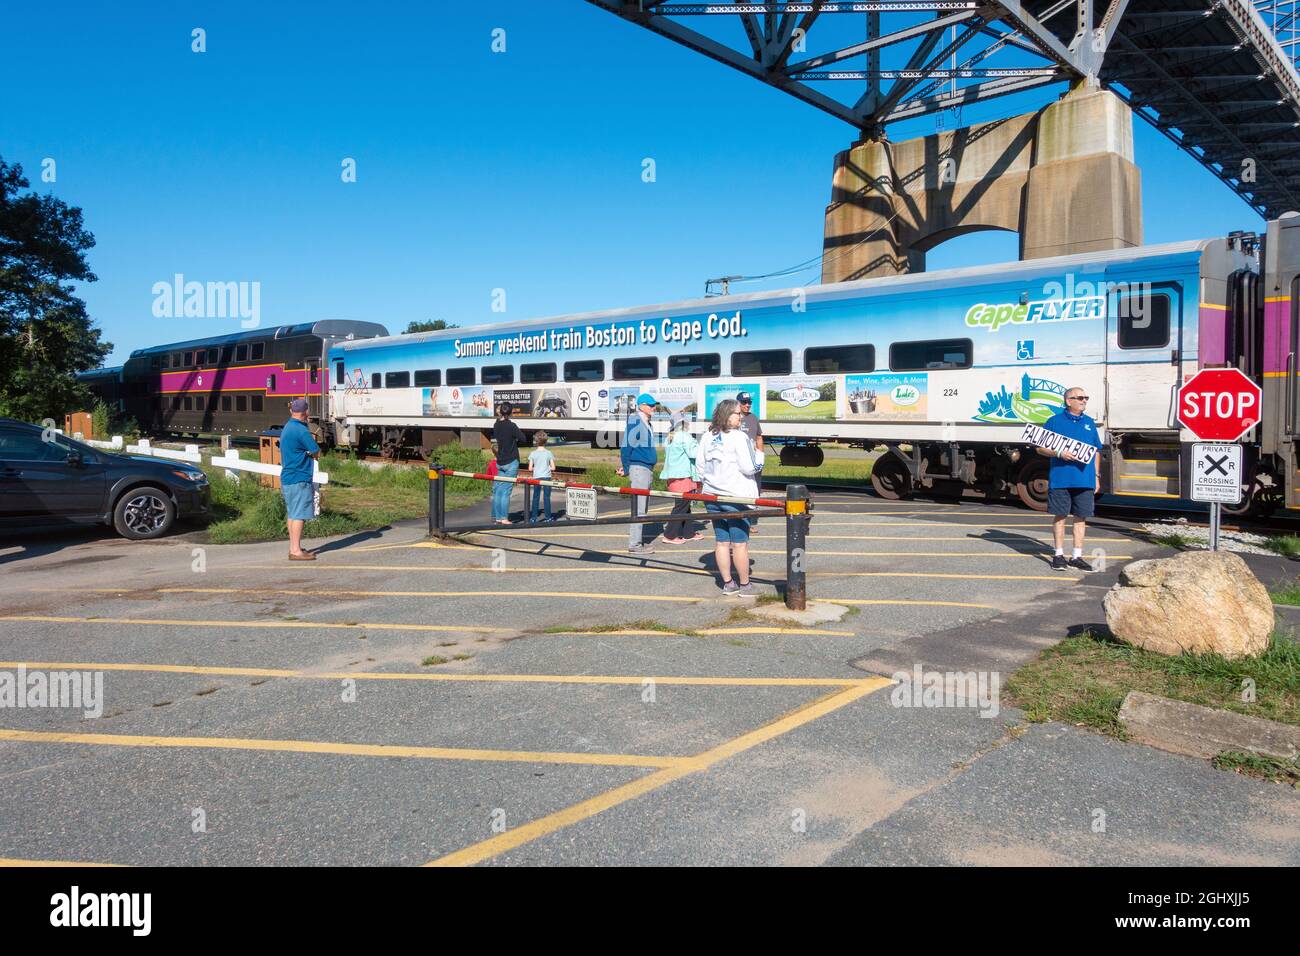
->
left=280, top=398, right=320, bottom=561
left=618, top=392, right=658, bottom=553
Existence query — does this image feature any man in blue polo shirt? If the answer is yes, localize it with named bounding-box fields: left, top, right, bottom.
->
left=280, top=398, right=320, bottom=561
left=1036, top=387, right=1104, bottom=572
left=617, top=392, right=658, bottom=554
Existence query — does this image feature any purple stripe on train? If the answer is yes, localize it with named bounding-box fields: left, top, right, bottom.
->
left=158, top=365, right=328, bottom=395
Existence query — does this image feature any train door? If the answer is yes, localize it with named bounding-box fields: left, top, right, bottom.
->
left=308, top=361, right=322, bottom=418
left=1103, top=280, right=1184, bottom=429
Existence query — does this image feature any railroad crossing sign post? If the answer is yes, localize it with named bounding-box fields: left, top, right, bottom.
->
left=1190, top=444, right=1243, bottom=551
left=1178, top=369, right=1260, bottom=551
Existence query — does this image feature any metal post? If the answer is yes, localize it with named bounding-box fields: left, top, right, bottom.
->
left=1210, top=501, right=1220, bottom=552
left=785, top=484, right=810, bottom=611
left=428, top=463, right=445, bottom=539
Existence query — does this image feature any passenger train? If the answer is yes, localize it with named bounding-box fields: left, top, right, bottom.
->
left=81, top=216, right=1300, bottom=513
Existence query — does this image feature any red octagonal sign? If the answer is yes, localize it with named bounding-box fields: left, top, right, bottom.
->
left=1177, top=368, right=1263, bottom=441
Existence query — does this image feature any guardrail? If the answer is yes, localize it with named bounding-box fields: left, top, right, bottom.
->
left=71, top=434, right=329, bottom=484
left=210, top=449, right=330, bottom=485
left=426, top=465, right=812, bottom=610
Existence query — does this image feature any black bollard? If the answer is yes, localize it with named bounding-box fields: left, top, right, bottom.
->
left=784, top=484, right=810, bottom=611
left=427, top=463, right=446, bottom=538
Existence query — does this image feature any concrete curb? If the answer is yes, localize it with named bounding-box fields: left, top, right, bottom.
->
left=1118, top=690, right=1300, bottom=761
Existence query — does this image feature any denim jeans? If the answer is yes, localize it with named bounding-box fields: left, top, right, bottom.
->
left=492, top=460, right=518, bottom=520
left=627, top=464, right=653, bottom=546
left=530, top=484, right=552, bottom=521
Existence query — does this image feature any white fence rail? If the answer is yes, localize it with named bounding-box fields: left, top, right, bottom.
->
left=79, top=436, right=329, bottom=484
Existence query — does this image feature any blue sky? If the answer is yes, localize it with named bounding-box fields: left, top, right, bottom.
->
left=0, top=1, right=1266, bottom=366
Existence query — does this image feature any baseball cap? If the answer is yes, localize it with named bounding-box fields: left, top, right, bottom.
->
left=670, top=410, right=688, bottom=428
left=736, top=391, right=752, bottom=404
left=288, top=398, right=309, bottom=413
left=636, top=392, right=657, bottom=408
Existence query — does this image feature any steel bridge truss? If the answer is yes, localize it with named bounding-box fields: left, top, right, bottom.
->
left=586, top=0, right=1300, bottom=216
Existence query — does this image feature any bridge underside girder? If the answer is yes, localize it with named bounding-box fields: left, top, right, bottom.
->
left=586, top=0, right=1300, bottom=216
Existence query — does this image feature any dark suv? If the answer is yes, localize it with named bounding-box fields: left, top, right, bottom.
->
left=0, top=418, right=210, bottom=539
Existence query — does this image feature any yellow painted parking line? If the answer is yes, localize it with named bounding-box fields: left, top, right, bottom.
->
left=247, top=563, right=717, bottom=576
left=472, top=531, right=1131, bottom=543
left=833, top=598, right=997, bottom=609
left=0, top=728, right=681, bottom=769
left=65, top=587, right=706, bottom=605
left=812, top=570, right=1070, bottom=582
left=558, top=627, right=856, bottom=637
left=0, top=616, right=511, bottom=634
left=0, top=661, right=875, bottom=688
left=427, top=678, right=892, bottom=866
left=385, top=541, right=1131, bottom=559
left=0, top=858, right=123, bottom=868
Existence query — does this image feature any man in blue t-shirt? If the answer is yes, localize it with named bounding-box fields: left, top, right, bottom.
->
left=280, top=398, right=320, bottom=561
left=1036, top=387, right=1104, bottom=572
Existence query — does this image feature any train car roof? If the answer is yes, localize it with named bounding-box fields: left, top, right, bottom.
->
left=128, top=320, right=388, bottom=357
left=76, top=366, right=123, bottom=379
left=329, top=238, right=1217, bottom=353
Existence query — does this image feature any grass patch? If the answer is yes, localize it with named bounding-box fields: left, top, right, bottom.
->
left=1005, top=629, right=1300, bottom=738
left=1262, top=535, right=1300, bottom=559
left=420, top=655, right=448, bottom=666
left=1212, top=750, right=1300, bottom=786
left=1148, top=531, right=1197, bottom=551
left=1271, top=581, right=1300, bottom=606
left=542, top=619, right=687, bottom=635
left=451, top=654, right=473, bottom=661
left=200, top=444, right=489, bottom=543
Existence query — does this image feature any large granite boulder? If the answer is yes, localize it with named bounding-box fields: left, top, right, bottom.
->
left=1103, top=551, right=1273, bottom=659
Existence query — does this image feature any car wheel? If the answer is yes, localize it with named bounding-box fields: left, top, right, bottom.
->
left=113, top=487, right=177, bottom=539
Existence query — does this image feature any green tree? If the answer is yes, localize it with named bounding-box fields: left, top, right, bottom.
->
left=0, top=158, right=110, bottom=422
left=405, top=319, right=459, bottom=334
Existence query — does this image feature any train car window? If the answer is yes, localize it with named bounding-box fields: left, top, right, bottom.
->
left=221, top=346, right=233, bottom=363
left=668, top=353, right=721, bottom=379
left=183, top=397, right=193, bottom=410
left=221, top=396, right=232, bottom=411
left=447, top=368, right=475, bottom=386
left=184, top=351, right=193, bottom=367
left=386, top=371, right=411, bottom=388
left=194, top=396, right=205, bottom=411
left=731, top=349, right=792, bottom=377
left=371, top=372, right=382, bottom=389
left=521, top=363, right=556, bottom=384
left=237, top=344, right=249, bottom=362
left=150, top=355, right=160, bottom=370
left=236, top=396, right=247, bottom=412
left=159, top=398, right=168, bottom=411
left=310, top=366, right=319, bottom=385
left=1116, top=292, right=1171, bottom=349
left=564, top=360, right=605, bottom=383
left=251, top=395, right=263, bottom=412
left=172, top=396, right=182, bottom=410
left=890, top=338, right=972, bottom=370
left=161, top=354, right=171, bottom=369
left=172, top=354, right=182, bottom=368
left=336, top=361, right=346, bottom=385
left=414, top=369, right=441, bottom=387
left=251, top=343, right=264, bottom=361
left=482, top=365, right=514, bottom=385
left=613, top=357, right=660, bottom=381
left=805, top=344, right=874, bottom=374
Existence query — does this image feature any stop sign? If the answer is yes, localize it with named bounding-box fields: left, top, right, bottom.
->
left=1177, top=368, right=1263, bottom=441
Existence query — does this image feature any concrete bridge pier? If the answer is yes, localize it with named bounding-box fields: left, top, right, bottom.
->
left=822, top=88, right=1143, bottom=282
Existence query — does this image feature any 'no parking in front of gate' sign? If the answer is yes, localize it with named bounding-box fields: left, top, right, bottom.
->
left=1191, top=443, right=1243, bottom=504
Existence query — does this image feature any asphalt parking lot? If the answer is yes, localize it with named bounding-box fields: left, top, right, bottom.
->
left=1, top=489, right=1296, bottom=866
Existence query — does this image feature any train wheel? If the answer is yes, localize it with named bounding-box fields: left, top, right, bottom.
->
left=1015, top=458, right=1050, bottom=512
left=871, top=456, right=913, bottom=500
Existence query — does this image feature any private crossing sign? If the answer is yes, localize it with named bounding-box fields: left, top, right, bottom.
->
left=1190, top=443, right=1243, bottom=504
left=1176, top=368, right=1262, bottom=441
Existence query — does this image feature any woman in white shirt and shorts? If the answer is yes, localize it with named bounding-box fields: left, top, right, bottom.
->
left=696, top=398, right=764, bottom=597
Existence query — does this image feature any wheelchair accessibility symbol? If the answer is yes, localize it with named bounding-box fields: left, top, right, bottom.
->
left=1016, top=340, right=1035, bottom=361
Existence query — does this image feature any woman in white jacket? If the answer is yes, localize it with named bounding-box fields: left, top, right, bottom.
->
left=696, top=398, right=764, bottom=596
